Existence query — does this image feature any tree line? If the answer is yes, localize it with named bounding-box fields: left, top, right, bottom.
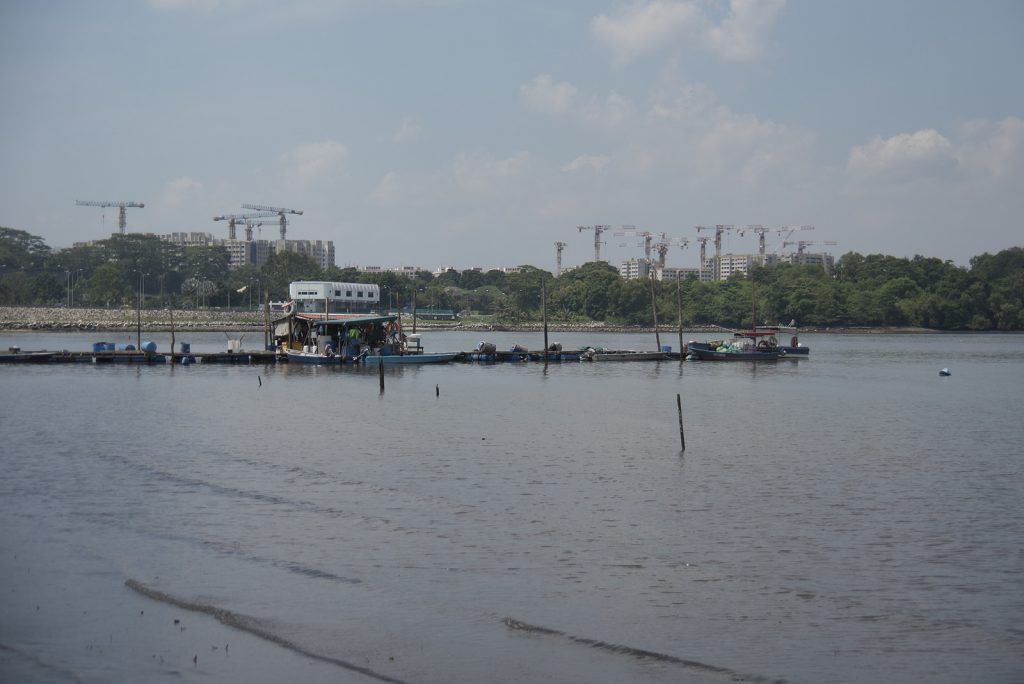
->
left=1, top=227, right=1022, bottom=330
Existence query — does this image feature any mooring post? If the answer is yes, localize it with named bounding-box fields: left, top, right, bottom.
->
left=378, top=356, right=385, bottom=392
left=677, top=393, right=685, bottom=451
left=435, top=384, right=439, bottom=397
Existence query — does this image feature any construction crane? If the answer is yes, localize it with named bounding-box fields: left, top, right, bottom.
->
left=783, top=240, right=837, bottom=254
left=696, top=236, right=712, bottom=279
left=241, top=204, right=304, bottom=240
left=244, top=218, right=284, bottom=242
left=613, top=229, right=654, bottom=260
left=695, top=224, right=738, bottom=281
left=653, top=235, right=690, bottom=270
left=577, top=224, right=633, bottom=262
left=773, top=224, right=814, bottom=250
left=75, top=200, right=145, bottom=234
left=736, top=224, right=771, bottom=257
left=213, top=212, right=277, bottom=240
left=554, top=241, right=568, bottom=276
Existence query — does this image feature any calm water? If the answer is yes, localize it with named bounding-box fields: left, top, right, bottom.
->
left=1, top=330, right=1022, bottom=683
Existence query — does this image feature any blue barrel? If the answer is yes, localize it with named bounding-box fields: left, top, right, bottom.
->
left=140, top=340, right=157, bottom=354
left=661, top=345, right=672, bottom=353
left=116, top=343, right=136, bottom=351
left=180, top=342, right=191, bottom=354
left=93, top=342, right=110, bottom=352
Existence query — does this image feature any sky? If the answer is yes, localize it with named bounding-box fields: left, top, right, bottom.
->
left=1, top=0, right=1022, bottom=273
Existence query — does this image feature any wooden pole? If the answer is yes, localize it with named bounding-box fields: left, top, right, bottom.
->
left=136, top=273, right=142, bottom=349
left=649, top=272, right=661, bottom=351
left=263, top=286, right=271, bottom=350
left=378, top=355, right=385, bottom=393
left=677, top=393, right=686, bottom=451
left=412, top=289, right=418, bottom=334
left=676, top=272, right=683, bottom=361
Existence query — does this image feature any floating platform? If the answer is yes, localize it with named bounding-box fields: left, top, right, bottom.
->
left=0, top=350, right=282, bottom=364
left=1, top=348, right=681, bottom=366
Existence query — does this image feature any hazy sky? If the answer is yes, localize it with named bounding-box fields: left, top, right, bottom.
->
left=1, top=0, right=1022, bottom=272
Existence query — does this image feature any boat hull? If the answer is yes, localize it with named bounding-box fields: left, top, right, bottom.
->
left=364, top=352, right=460, bottom=365
left=687, top=342, right=780, bottom=361
left=589, top=351, right=671, bottom=362
left=285, top=349, right=346, bottom=364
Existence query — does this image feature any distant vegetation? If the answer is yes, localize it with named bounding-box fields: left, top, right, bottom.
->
left=1, top=226, right=1022, bottom=330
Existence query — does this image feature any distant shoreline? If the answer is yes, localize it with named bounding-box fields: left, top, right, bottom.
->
left=0, top=306, right=966, bottom=335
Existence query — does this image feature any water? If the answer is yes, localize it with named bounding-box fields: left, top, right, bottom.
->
left=1, top=330, right=1022, bottom=683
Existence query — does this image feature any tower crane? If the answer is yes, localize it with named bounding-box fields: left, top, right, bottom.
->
left=783, top=240, right=837, bottom=254
left=696, top=224, right=737, bottom=281
left=241, top=204, right=304, bottom=240
left=613, top=229, right=654, bottom=260
left=774, top=224, right=814, bottom=250
left=696, top=236, right=712, bottom=280
left=737, top=224, right=771, bottom=257
left=213, top=212, right=277, bottom=240
left=653, top=235, right=690, bottom=270
left=577, top=224, right=633, bottom=262
left=554, top=241, right=568, bottom=276
left=75, top=200, right=145, bottom=234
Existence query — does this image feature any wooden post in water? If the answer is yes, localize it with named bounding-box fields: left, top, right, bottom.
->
left=649, top=272, right=661, bottom=351
left=676, top=272, right=683, bottom=361
left=378, top=356, right=385, bottom=393
left=677, top=393, right=686, bottom=451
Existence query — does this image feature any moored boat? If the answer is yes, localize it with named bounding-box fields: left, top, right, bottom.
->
left=755, top=324, right=809, bottom=356
left=687, top=329, right=783, bottom=361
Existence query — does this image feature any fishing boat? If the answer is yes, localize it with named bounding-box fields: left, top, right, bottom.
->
left=583, top=349, right=672, bottom=362
left=755, top=324, right=809, bottom=356
left=284, top=345, right=346, bottom=364
left=362, top=334, right=462, bottom=364
left=276, top=312, right=461, bottom=365
left=687, top=330, right=784, bottom=361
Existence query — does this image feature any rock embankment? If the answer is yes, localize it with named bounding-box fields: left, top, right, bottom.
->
left=0, top=306, right=265, bottom=332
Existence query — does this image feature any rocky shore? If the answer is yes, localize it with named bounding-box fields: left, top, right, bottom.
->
left=0, top=306, right=265, bottom=332
left=0, top=306, right=939, bottom=334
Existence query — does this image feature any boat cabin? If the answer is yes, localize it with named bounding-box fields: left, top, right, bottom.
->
left=273, top=312, right=406, bottom=360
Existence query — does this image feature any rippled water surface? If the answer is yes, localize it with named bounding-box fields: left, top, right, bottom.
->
left=1, top=331, right=1022, bottom=683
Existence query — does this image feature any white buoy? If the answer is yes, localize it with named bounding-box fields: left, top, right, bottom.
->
left=939, top=368, right=950, bottom=376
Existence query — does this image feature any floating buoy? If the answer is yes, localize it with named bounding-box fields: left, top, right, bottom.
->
left=939, top=368, right=951, bottom=376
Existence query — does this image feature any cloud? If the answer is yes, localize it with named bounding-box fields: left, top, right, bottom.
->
left=393, top=117, right=420, bottom=143
left=591, top=0, right=785, bottom=65
left=591, top=1, right=704, bottom=66
left=562, top=154, right=611, bottom=173
left=847, top=129, right=956, bottom=181
left=281, top=140, right=348, bottom=186
left=955, top=117, right=1024, bottom=180
left=521, top=75, right=635, bottom=129
left=705, top=0, right=786, bottom=62
left=453, top=150, right=530, bottom=194
left=521, top=74, right=578, bottom=115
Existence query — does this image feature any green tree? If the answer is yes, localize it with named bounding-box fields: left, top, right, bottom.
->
left=0, top=226, right=52, bottom=270
left=86, top=263, right=131, bottom=307
left=261, top=251, right=322, bottom=300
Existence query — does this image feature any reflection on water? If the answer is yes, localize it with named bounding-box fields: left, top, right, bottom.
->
left=1, top=331, right=1023, bottom=683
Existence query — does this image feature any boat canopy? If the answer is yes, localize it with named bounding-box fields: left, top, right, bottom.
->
left=302, top=314, right=398, bottom=329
